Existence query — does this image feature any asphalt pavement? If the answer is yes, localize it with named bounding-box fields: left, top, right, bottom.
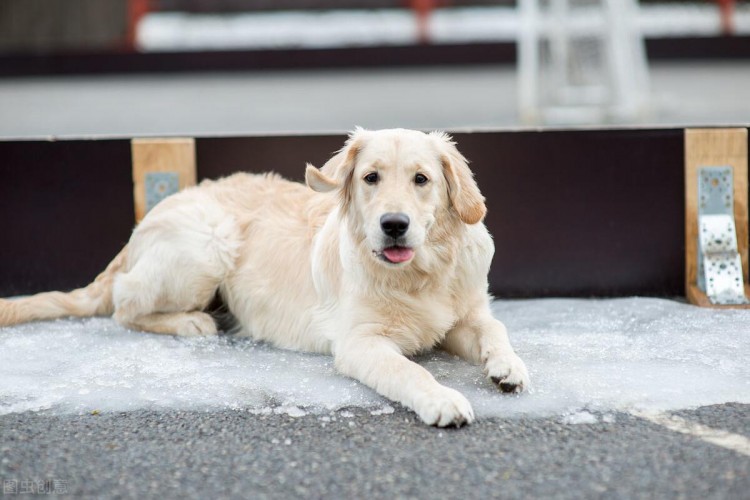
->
left=1, top=404, right=748, bottom=499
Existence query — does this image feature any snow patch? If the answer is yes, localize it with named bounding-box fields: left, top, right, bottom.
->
left=0, top=298, right=748, bottom=419
left=370, top=405, right=396, bottom=416
left=274, top=406, right=307, bottom=418
left=562, top=410, right=598, bottom=425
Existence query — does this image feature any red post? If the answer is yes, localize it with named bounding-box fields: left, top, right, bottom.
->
left=716, top=0, right=736, bottom=35
left=126, top=0, right=152, bottom=51
left=409, top=0, right=440, bottom=45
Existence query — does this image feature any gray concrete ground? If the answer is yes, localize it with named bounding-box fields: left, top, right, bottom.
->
left=1, top=405, right=748, bottom=499
left=0, top=62, right=749, bottom=138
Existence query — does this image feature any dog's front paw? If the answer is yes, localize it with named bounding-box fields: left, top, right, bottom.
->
left=414, top=386, right=475, bottom=427
left=484, top=351, right=530, bottom=394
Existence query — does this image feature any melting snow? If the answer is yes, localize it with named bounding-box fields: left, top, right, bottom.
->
left=0, top=297, right=748, bottom=418
left=561, top=411, right=599, bottom=425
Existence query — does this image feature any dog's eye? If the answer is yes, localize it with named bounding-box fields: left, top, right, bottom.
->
left=414, top=173, right=429, bottom=185
left=364, top=172, right=379, bottom=185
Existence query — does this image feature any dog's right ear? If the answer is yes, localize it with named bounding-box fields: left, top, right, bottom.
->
left=305, top=128, right=367, bottom=193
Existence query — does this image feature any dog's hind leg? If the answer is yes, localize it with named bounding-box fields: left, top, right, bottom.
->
left=115, top=311, right=218, bottom=337
left=112, top=255, right=225, bottom=336
left=112, top=199, right=240, bottom=337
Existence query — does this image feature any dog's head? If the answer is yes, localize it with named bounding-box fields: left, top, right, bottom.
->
left=306, top=128, right=486, bottom=267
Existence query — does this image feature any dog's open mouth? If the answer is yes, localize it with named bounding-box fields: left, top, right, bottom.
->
left=380, top=246, right=415, bottom=264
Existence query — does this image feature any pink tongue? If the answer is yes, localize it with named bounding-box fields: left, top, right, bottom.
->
left=383, top=247, right=414, bottom=263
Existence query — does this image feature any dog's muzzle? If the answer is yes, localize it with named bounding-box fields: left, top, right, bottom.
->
left=377, top=213, right=414, bottom=264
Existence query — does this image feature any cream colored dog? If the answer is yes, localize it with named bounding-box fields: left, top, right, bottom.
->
left=0, top=128, right=529, bottom=426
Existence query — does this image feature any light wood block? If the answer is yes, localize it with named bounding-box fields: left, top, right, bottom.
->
left=684, top=128, right=749, bottom=308
left=131, top=138, right=196, bottom=223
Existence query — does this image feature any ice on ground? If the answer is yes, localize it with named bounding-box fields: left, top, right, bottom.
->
left=0, top=298, right=748, bottom=418
left=561, top=411, right=598, bottom=425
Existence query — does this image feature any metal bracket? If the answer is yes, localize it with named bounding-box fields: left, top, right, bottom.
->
left=145, top=172, right=180, bottom=213
left=697, top=166, right=749, bottom=305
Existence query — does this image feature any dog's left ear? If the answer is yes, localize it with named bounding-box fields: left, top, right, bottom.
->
left=305, top=161, right=339, bottom=192
left=306, top=129, right=367, bottom=193
left=431, top=131, right=487, bottom=225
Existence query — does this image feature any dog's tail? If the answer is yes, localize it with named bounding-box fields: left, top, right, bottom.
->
left=0, top=246, right=128, bottom=327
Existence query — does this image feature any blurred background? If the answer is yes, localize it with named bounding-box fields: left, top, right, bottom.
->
left=0, top=0, right=748, bottom=137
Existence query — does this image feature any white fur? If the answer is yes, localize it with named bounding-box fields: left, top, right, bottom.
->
left=0, top=128, right=530, bottom=427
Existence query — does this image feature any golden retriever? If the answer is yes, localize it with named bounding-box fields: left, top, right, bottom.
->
left=0, top=128, right=529, bottom=426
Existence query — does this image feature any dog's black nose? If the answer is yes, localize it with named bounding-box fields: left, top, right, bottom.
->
left=380, top=213, right=410, bottom=238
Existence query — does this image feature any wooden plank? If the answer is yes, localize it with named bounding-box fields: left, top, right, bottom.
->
left=684, top=128, right=749, bottom=308
left=131, top=138, right=196, bottom=223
